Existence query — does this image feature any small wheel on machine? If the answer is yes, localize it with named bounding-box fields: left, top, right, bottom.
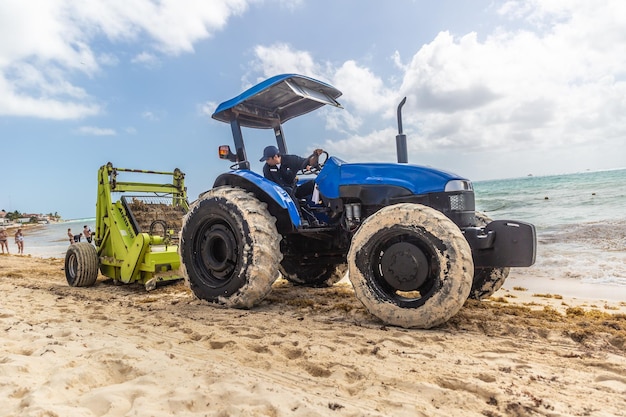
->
left=179, top=187, right=282, bottom=308
left=65, top=242, right=99, bottom=287
left=468, top=212, right=510, bottom=300
left=279, top=260, right=347, bottom=287
left=348, top=203, right=473, bottom=329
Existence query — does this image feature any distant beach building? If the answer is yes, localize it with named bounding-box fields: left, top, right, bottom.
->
left=17, top=213, right=50, bottom=224
left=0, top=210, right=55, bottom=225
left=0, top=210, right=9, bottom=225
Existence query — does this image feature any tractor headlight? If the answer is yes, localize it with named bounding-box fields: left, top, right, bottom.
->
left=445, top=180, right=473, bottom=192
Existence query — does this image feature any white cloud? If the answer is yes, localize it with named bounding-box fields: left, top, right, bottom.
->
left=397, top=1, right=626, bottom=155
left=0, top=72, right=99, bottom=119
left=249, top=44, right=397, bottom=117
left=141, top=111, right=159, bottom=121
left=132, top=52, right=160, bottom=68
left=199, top=101, right=218, bottom=117
left=275, top=0, right=304, bottom=12
left=66, top=0, right=250, bottom=55
left=355, top=1, right=626, bottom=160
left=76, top=126, right=116, bottom=136
left=250, top=44, right=396, bottom=132
left=325, top=109, right=362, bottom=134
left=3, top=0, right=621, bottom=173
left=332, top=61, right=394, bottom=114
left=247, top=0, right=626, bottom=174
left=250, top=43, right=323, bottom=82
left=323, top=127, right=399, bottom=162
left=0, top=0, right=252, bottom=119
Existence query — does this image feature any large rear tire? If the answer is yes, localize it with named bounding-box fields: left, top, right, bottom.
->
left=468, top=212, right=511, bottom=300
left=65, top=242, right=99, bottom=287
left=348, top=203, right=473, bottom=329
left=179, top=187, right=282, bottom=308
left=279, top=260, right=347, bottom=287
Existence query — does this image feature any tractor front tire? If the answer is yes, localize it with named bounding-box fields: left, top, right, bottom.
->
left=65, top=242, right=99, bottom=287
left=179, top=187, right=282, bottom=308
left=279, top=260, right=347, bottom=287
left=468, top=212, right=511, bottom=300
left=348, top=203, right=473, bottom=329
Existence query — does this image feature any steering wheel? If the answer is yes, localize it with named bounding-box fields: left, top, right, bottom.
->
left=301, top=151, right=328, bottom=175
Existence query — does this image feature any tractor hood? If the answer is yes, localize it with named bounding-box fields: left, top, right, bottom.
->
left=316, top=157, right=471, bottom=199
left=212, top=74, right=342, bottom=129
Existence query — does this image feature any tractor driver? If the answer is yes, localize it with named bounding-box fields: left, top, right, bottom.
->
left=260, top=145, right=323, bottom=201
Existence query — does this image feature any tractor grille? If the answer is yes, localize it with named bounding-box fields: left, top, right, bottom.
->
left=449, top=194, right=467, bottom=211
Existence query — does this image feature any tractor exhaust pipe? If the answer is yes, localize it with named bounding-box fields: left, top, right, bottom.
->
left=396, top=97, right=408, bottom=163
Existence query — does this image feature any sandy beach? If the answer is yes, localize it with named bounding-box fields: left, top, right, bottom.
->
left=1, top=254, right=625, bottom=417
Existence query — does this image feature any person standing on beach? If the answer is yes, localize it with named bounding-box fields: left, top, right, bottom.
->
left=83, top=225, right=92, bottom=244
left=67, top=228, right=74, bottom=245
left=14, top=229, right=24, bottom=255
left=0, top=228, right=9, bottom=254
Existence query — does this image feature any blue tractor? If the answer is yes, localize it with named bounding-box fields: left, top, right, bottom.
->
left=179, top=74, right=536, bottom=328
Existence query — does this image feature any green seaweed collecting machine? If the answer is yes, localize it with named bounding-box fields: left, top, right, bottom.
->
left=64, top=162, right=189, bottom=290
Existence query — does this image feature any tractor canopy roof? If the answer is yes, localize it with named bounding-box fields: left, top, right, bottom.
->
left=212, top=74, right=342, bottom=129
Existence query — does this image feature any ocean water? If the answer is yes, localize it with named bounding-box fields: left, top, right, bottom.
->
left=474, top=168, right=626, bottom=287
left=4, top=219, right=96, bottom=260
left=6, top=169, right=626, bottom=288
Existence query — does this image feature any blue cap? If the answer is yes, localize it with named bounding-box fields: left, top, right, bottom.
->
left=260, top=145, right=280, bottom=162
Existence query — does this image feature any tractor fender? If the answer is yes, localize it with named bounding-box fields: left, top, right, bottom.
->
left=211, top=171, right=302, bottom=229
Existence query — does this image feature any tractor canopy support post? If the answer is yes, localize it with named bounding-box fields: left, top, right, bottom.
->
left=274, top=124, right=288, bottom=155
left=230, top=118, right=250, bottom=170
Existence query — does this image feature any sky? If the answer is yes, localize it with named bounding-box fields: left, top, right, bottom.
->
left=1, top=0, right=625, bottom=219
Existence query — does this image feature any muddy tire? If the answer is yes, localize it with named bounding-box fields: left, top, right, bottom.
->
left=279, top=260, right=347, bottom=287
left=348, top=203, right=473, bottom=329
left=179, top=187, right=282, bottom=308
left=65, top=242, right=99, bottom=287
left=468, top=212, right=510, bottom=300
